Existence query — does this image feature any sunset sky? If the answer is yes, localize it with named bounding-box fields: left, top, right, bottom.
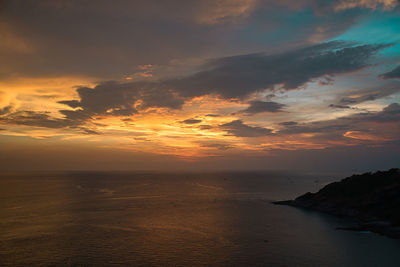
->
left=1, top=0, right=399, bottom=172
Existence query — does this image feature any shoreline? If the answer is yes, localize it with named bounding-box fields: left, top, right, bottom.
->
left=272, top=200, right=400, bottom=239
left=272, top=168, right=400, bottom=239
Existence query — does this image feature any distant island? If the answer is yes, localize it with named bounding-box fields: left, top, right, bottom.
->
left=273, top=168, right=400, bottom=238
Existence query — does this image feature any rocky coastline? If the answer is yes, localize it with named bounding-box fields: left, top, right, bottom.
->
left=273, top=168, right=400, bottom=238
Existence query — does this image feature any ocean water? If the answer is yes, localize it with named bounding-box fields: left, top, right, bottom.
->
left=1, top=171, right=400, bottom=266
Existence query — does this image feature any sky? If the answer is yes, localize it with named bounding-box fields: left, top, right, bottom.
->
left=0, top=0, right=400, bottom=172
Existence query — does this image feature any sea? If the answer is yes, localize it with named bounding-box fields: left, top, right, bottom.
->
left=1, top=171, right=400, bottom=266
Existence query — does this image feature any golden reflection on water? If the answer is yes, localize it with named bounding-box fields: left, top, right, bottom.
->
left=0, top=173, right=235, bottom=265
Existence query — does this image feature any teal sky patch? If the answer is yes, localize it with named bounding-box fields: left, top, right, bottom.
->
left=332, top=12, right=400, bottom=57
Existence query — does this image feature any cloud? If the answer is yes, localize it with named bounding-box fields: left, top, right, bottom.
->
left=0, top=0, right=294, bottom=78
left=318, top=76, right=334, bottom=86
left=383, top=102, right=400, bottom=113
left=58, top=109, right=92, bottom=123
left=280, top=103, right=400, bottom=137
left=81, top=128, right=101, bottom=135
left=199, top=142, right=233, bottom=150
left=0, top=105, right=12, bottom=115
left=379, top=65, right=400, bottom=79
left=194, top=0, right=257, bottom=25
left=333, top=0, right=398, bottom=11
left=1, top=39, right=392, bottom=137
left=58, top=81, right=185, bottom=120
left=59, top=82, right=138, bottom=116
left=56, top=41, right=390, bottom=126
left=239, top=101, right=285, bottom=114
left=166, top=41, right=390, bottom=99
left=181, top=118, right=202, bottom=124
left=0, top=110, right=78, bottom=128
left=329, top=104, right=352, bottom=109
left=281, top=120, right=350, bottom=135
left=280, top=121, right=298, bottom=126
left=0, top=109, right=103, bottom=136
left=199, top=125, right=213, bottom=130
left=3, top=38, right=395, bottom=137
left=0, top=109, right=98, bottom=135
left=0, top=0, right=390, bottom=80
left=220, top=119, right=273, bottom=137
left=2, top=0, right=251, bottom=78
left=1, top=0, right=400, bottom=171
left=369, top=102, right=400, bottom=121
left=338, top=84, right=400, bottom=105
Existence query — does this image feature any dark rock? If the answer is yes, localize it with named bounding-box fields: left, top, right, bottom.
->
left=271, top=200, right=294, bottom=205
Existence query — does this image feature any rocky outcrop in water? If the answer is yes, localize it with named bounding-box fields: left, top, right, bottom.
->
left=273, top=168, right=400, bottom=238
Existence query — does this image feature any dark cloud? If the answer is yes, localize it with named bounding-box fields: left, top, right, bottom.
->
left=181, top=118, right=202, bottom=124
left=58, top=81, right=185, bottom=121
left=337, top=103, right=400, bottom=126
left=0, top=105, right=12, bottom=115
left=280, top=103, right=400, bottom=136
left=199, top=143, right=233, bottom=150
left=58, top=100, right=81, bottom=108
left=81, top=128, right=101, bottom=135
left=1, top=0, right=242, bottom=78
left=383, top=103, right=400, bottom=113
left=367, top=102, right=400, bottom=122
left=0, top=110, right=79, bottom=128
left=329, top=104, right=352, bottom=109
left=220, top=120, right=273, bottom=137
left=280, top=121, right=298, bottom=126
left=281, top=121, right=350, bottom=135
left=0, top=0, right=373, bottom=79
left=0, top=109, right=102, bottom=135
left=58, top=109, right=92, bottom=123
left=338, top=85, right=400, bottom=106
left=165, top=41, right=390, bottom=99
left=59, top=82, right=139, bottom=115
left=199, top=125, right=213, bottom=130
left=341, top=94, right=377, bottom=104
left=239, top=101, right=285, bottom=114
left=379, top=65, right=400, bottom=79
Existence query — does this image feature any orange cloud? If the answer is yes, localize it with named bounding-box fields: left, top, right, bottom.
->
left=195, top=0, right=257, bottom=25
left=343, top=130, right=392, bottom=141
